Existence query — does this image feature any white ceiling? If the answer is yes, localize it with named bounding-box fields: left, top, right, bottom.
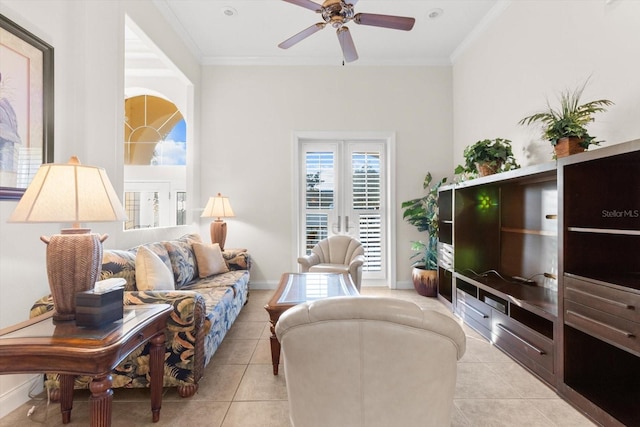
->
left=148, top=0, right=504, bottom=66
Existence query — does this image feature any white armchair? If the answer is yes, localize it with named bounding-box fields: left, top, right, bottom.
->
left=297, top=235, right=365, bottom=290
left=275, top=296, right=466, bottom=427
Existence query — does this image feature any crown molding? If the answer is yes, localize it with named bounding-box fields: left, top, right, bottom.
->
left=450, top=0, right=511, bottom=64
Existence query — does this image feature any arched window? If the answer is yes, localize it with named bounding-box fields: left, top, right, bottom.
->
left=124, top=94, right=186, bottom=165
left=123, top=93, right=187, bottom=230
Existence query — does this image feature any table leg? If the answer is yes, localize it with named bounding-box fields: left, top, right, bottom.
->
left=149, top=331, right=166, bottom=422
left=59, top=374, right=74, bottom=424
left=89, top=374, right=113, bottom=427
left=269, top=320, right=281, bottom=375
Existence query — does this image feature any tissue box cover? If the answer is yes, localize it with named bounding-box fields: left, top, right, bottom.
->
left=75, top=287, right=124, bottom=328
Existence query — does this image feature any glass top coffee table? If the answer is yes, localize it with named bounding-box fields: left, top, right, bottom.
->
left=264, top=272, right=359, bottom=375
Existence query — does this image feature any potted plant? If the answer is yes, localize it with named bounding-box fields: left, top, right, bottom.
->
left=455, top=138, right=520, bottom=177
left=401, top=172, right=446, bottom=297
left=518, top=82, right=613, bottom=158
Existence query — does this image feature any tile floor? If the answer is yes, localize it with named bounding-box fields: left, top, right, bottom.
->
left=0, top=288, right=596, bottom=426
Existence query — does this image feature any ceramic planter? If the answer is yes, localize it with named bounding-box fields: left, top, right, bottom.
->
left=412, top=266, right=437, bottom=297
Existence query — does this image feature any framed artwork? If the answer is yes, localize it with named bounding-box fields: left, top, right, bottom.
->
left=0, top=14, right=53, bottom=200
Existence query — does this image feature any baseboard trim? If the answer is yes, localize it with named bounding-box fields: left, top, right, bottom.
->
left=247, top=280, right=278, bottom=290
left=394, top=280, right=414, bottom=290
left=0, top=374, right=42, bottom=419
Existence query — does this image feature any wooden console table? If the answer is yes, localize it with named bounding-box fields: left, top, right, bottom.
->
left=0, top=304, right=171, bottom=426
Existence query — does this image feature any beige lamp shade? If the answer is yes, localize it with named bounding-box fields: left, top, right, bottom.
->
left=201, top=193, right=235, bottom=220
left=201, top=193, right=234, bottom=250
left=8, top=156, right=127, bottom=321
left=9, top=156, right=127, bottom=226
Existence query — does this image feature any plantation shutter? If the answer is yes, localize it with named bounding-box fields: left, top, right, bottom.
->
left=351, top=150, right=382, bottom=272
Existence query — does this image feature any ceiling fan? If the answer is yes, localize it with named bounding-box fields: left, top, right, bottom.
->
left=278, top=0, right=415, bottom=63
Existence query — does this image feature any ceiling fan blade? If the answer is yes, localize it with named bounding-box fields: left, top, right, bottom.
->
left=278, top=23, right=325, bottom=49
left=337, top=27, right=358, bottom=63
left=282, top=0, right=322, bottom=12
left=354, top=13, right=415, bottom=31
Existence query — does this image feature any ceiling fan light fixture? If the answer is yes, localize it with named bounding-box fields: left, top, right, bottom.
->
left=221, top=6, right=237, bottom=17
left=322, top=1, right=354, bottom=26
left=427, top=8, right=443, bottom=19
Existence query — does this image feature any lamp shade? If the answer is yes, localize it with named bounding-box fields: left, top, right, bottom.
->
left=201, top=193, right=235, bottom=220
left=8, top=156, right=127, bottom=225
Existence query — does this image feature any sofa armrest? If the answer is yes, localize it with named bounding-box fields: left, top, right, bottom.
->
left=297, top=253, right=320, bottom=272
left=124, top=290, right=210, bottom=389
left=124, top=290, right=208, bottom=334
left=223, top=249, right=251, bottom=271
left=30, top=295, right=54, bottom=318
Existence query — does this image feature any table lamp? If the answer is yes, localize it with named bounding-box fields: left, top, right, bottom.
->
left=201, top=193, right=234, bottom=250
left=8, top=156, right=127, bottom=321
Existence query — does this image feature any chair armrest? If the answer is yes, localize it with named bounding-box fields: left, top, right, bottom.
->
left=297, top=253, right=320, bottom=272
left=349, top=254, right=365, bottom=269
left=349, top=254, right=365, bottom=291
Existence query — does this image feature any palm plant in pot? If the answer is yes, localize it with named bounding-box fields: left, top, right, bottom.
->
left=518, top=82, right=613, bottom=158
left=401, top=172, right=446, bottom=297
left=454, top=138, right=520, bottom=178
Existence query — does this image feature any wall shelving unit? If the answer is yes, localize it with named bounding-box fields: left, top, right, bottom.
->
left=438, top=139, right=639, bottom=426
left=559, top=141, right=640, bottom=427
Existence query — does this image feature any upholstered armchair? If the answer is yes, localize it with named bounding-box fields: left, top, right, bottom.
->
left=297, top=235, right=365, bottom=290
left=275, top=296, right=466, bottom=427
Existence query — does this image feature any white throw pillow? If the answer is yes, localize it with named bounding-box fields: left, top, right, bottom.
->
left=193, top=242, right=229, bottom=278
left=135, top=246, right=175, bottom=291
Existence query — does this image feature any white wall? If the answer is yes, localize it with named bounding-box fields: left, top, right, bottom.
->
left=0, top=0, right=199, bottom=417
left=198, top=65, right=453, bottom=288
left=452, top=0, right=640, bottom=167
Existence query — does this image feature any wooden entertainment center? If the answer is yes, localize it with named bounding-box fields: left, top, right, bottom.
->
left=438, top=139, right=639, bottom=426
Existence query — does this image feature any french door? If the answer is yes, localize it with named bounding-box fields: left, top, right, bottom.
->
left=298, top=137, right=390, bottom=282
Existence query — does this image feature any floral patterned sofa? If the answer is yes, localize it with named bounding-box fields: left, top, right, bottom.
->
left=30, top=233, right=250, bottom=399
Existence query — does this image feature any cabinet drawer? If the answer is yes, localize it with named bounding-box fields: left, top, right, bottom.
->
left=565, top=300, right=640, bottom=356
left=456, top=291, right=491, bottom=329
left=117, top=326, right=162, bottom=362
left=564, top=276, right=640, bottom=324
left=456, top=292, right=491, bottom=339
left=492, top=311, right=554, bottom=373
